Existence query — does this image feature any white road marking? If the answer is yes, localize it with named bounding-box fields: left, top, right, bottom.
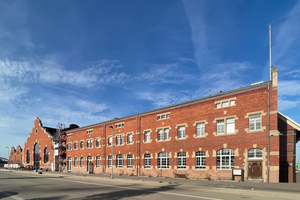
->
left=3, top=172, right=224, bottom=200
left=0, top=190, right=24, bottom=200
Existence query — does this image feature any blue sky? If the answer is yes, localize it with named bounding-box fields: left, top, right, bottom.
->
left=0, top=0, right=300, bottom=163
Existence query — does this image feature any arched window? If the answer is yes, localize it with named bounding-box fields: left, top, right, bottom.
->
left=74, top=157, right=78, bottom=167
left=158, top=152, right=169, bottom=169
left=80, top=157, right=84, bottom=167
left=195, top=151, right=206, bottom=169
left=116, top=154, right=123, bottom=168
left=144, top=154, right=151, bottom=168
left=177, top=152, right=186, bottom=169
left=44, top=148, right=49, bottom=163
left=26, top=150, right=30, bottom=164
left=248, top=148, right=263, bottom=159
left=216, top=148, right=235, bottom=169
left=96, top=156, right=101, bottom=168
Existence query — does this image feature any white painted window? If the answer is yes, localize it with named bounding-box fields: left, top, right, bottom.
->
left=157, top=129, right=163, bottom=141
left=217, top=148, right=235, bottom=169
left=80, top=141, right=84, bottom=149
left=80, top=157, right=84, bottom=167
left=230, top=100, right=235, bottom=106
left=144, top=154, right=151, bottom=168
left=222, top=101, right=228, bottom=107
left=108, top=155, right=112, bottom=168
left=74, top=142, right=78, bottom=150
left=196, top=123, right=205, bottom=137
left=67, top=157, right=72, bottom=171
left=178, top=126, right=186, bottom=139
left=144, top=131, right=150, bottom=142
left=177, top=152, right=186, bottom=169
left=249, top=114, right=262, bottom=131
left=226, top=118, right=235, bottom=134
left=116, top=154, right=123, bottom=168
left=108, top=137, right=112, bottom=146
left=216, top=103, right=221, bottom=108
left=164, top=128, right=169, bottom=140
left=158, top=152, right=169, bottom=169
left=127, top=155, right=133, bottom=168
left=217, top=120, right=225, bottom=135
left=120, top=135, right=124, bottom=145
left=96, top=156, right=101, bottom=167
left=195, top=151, right=206, bottom=169
left=248, top=148, right=263, bottom=159
left=67, top=143, right=72, bottom=150
left=116, top=135, right=120, bottom=145
left=74, top=157, right=78, bottom=167
left=96, top=139, right=100, bottom=147
left=127, top=134, right=133, bottom=144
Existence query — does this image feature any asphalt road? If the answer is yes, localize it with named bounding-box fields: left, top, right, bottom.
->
left=0, top=171, right=278, bottom=200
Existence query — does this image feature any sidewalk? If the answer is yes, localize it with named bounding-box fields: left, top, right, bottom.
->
left=3, top=169, right=300, bottom=199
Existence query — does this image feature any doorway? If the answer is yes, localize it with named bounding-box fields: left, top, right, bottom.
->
left=248, top=161, right=262, bottom=180
left=33, top=143, right=40, bottom=170
left=87, top=156, right=92, bottom=172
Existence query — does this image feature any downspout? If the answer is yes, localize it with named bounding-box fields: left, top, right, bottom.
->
left=103, top=124, right=106, bottom=174
left=267, top=83, right=270, bottom=183
left=136, top=115, right=139, bottom=176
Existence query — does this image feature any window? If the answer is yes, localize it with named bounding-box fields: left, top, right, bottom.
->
left=80, top=157, right=84, bottom=167
left=116, top=154, right=123, bottom=168
left=177, top=152, right=186, bottom=169
left=67, top=143, right=72, bottom=150
left=120, top=135, right=124, bottom=145
left=157, top=128, right=169, bottom=141
left=96, top=138, right=100, bottom=147
left=115, top=123, right=124, bottom=129
left=67, top=157, right=72, bottom=171
left=248, top=148, right=263, bottom=159
left=230, top=100, right=235, bottom=106
left=222, top=101, right=228, bottom=107
left=226, top=118, right=235, bottom=134
left=144, top=154, right=151, bottom=168
left=116, top=135, right=120, bottom=145
left=127, top=134, right=133, bottom=144
left=157, top=113, right=170, bottom=120
left=195, top=151, right=206, bottom=169
left=74, top=157, right=78, bottom=167
left=127, top=155, right=133, bottom=168
left=108, top=155, right=112, bottom=168
left=178, top=126, right=186, bottom=139
left=196, top=123, right=205, bottom=137
left=216, top=148, right=235, bottom=169
left=35, top=128, right=38, bottom=134
left=67, top=134, right=72, bottom=138
left=96, top=156, right=101, bottom=167
left=216, top=103, right=221, bottom=108
left=87, top=129, right=93, bottom=134
left=74, top=142, right=78, bottom=150
left=44, top=148, right=49, bottom=163
left=80, top=141, right=84, bottom=149
left=87, top=139, right=93, bottom=149
left=249, top=114, right=262, bottom=131
left=158, top=152, right=169, bottom=169
left=26, top=150, right=30, bottom=164
left=108, top=137, right=112, bottom=146
left=217, top=120, right=225, bottom=135
left=144, top=131, right=151, bottom=142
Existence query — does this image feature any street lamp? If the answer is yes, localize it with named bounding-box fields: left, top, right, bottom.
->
left=6, top=147, right=9, bottom=164
left=109, top=126, right=114, bottom=179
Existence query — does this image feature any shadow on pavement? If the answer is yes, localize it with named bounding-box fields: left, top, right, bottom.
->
left=73, top=184, right=178, bottom=200
left=0, top=191, right=18, bottom=199
left=28, top=195, right=67, bottom=200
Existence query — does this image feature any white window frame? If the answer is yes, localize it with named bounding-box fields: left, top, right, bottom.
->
left=80, top=141, right=84, bottom=149
left=226, top=118, right=235, bottom=134
left=144, top=131, right=151, bottom=142
left=127, top=155, right=133, bottom=168
left=158, top=152, right=169, bottom=169
left=108, top=155, right=112, bottom=168
left=249, top=114, right=262, bottom=131
left=144, top=154, right=151, bottom=168
left=196, top=123, right=205, bottom=137
left=217, top=120, right=225, bottom=135
left=248, top=148, right=263, bottom=159
left=96, top=138, right=100, bottom=148
left=74, top=157, right=78, bottom=167
left=177, top=152, right=186, bottom=169
left=74, top=142, right=78, bottom=150
left=222, top=101, right=229, bottom=107
left=67, top=143, right=72, bottom=150
left=116, top=154, right=123, bottom=168
left=178, top=126, right=186, bottom=139
left=127, top=134, right=133, bottom=144
left=116, top=135, right=120, bottom=145
left=216, top=148, right=235, bottom=169
left=230, top=100, right=235, bottom=106
left=96, top=156, right=101, bottom=167
left=195, top=151, right=206, bottom=169
left=120, top=135, right=124, bottom=145
left=108, top=137, right=112, bottom=146
left=67, top=157, right=72, bottom=171
left=80, top=157, right=84, bottom=167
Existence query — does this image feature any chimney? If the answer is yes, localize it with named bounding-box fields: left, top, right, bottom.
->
left=272, top=67, right=278, bottom=88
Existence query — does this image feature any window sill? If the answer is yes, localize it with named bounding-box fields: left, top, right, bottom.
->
left=175, top=135, right=188, bottom=140
left=213, top=130, right=238, bottom=136
left=155, top=137, right=172, bottom=142
left=126, top=142, right=134, bottom=145
left=143, top=140, right=152, bottom=144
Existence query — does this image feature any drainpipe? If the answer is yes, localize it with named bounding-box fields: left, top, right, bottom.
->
left=267, top=84, right=270, bottom=183
left=136, top=115, right=139, bottom=176
left=102, top=124, right=105, bottom=174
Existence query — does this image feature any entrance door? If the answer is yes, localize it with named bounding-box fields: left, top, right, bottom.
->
left=87, top=156, right=92, bottom=172
left=33, top=143, right=40, bottom=170
left=67, top=157, right=72, bottom=171
left=248, top=162, right=262, bottom=179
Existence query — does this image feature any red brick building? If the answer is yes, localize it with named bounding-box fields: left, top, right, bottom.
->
left=8, top=145, right=22, bottom=165
left=20, top=67, right=300, bottom=182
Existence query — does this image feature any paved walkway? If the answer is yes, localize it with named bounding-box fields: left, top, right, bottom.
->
left=44, top=171, right=300, bottom=194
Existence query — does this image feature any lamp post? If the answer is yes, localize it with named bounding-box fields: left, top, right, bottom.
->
left=6, top=147, right=9, bottom=164
left=109, top=126, right=114, bottom=179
